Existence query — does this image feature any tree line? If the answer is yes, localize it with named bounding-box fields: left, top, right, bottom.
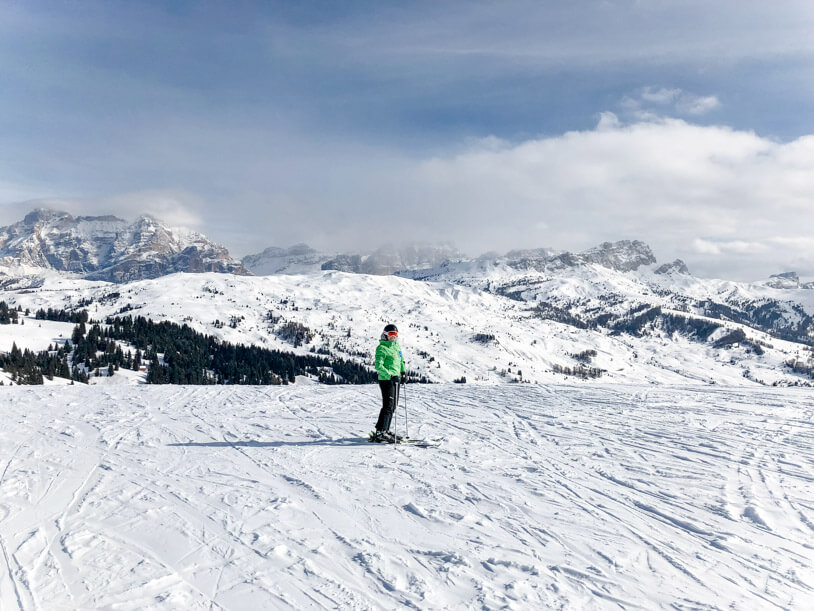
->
left=2, top=305, right=378, bottom=386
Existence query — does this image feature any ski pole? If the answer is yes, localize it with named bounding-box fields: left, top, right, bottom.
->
left=393, top=381, right=399, bottom=447
left=403, top=378, right=409, bottom=439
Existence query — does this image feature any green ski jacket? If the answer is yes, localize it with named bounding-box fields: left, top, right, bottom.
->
left=375, top=339, right=406, bottom=381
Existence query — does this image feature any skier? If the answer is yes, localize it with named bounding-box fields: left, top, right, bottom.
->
left=370, top=323, right=406, bottom=443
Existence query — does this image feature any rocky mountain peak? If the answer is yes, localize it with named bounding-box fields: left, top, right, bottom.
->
left=767, top=272, right=801, bottom=289
left=242, top=244, right=330, bottom=275
left=579, top=240, right=657, bottom=272
left=505, top=240, right=657, bottom=273
left=322, top=242, right=465, bottom=275
left=23, top=208, right=74, bottom=225
left=0, top=208, right=248, bottom=282
left=655, top=259, right=690, bottom=275
left=503, top=247, right=561, bottom=264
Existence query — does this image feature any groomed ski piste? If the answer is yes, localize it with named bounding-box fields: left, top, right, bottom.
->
left=1, top=383, right=812, bottom=609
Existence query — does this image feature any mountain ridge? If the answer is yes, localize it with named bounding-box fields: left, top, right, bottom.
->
left=242, top=239, right=657, bottom=277
left=5, top=208, right=810, bottom=287
left=0, top=208, right=249, bottom=282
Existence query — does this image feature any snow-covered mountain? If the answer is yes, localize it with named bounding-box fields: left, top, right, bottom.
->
left=242, top=242, right=466, bottom=276
left=241, top=243, right=332, bottom=275
left=0, top=209, right=248, bottom=282
left=244, top=240, right=652, bottom=278
left=322, top=242, right=465, bottom=275
left=403, top=239, right=657, bottom=279
left=766, top=271, right=814, bottom=290
left=655, top=259, right=691, bottom=275
left=510, top=239, right=657, bottom=273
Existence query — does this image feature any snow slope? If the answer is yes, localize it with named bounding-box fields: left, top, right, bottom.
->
left=1, top=384, right=812, bottom=609
left=0, top=319, right=73, bottom=354
left=4, top=270, right=813, bottom=387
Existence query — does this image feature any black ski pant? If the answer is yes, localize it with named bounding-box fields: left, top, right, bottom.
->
left=375, top=379, right=400, bottom=432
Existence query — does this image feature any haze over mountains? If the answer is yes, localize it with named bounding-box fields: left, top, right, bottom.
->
left=243, top=242, right=472, bottom=276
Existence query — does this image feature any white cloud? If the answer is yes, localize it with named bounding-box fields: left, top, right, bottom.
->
left=641, top=87, right=681, bottom=104
left=0, top=180, right=51, bottom=205
left=693, top=239, right=770, bottom=255
left=596, top=112, right=621, bottom=131
left=768, top=236, right=814, bottom=249
left=676, top=95, right=721, bottom=115
left=106, top=190, right=205, bottom=229
left=693, top=239, right=721, bottom=255
left=623, top=87, right=721, bottom=119
left=3, top=190, right=206, bottom=231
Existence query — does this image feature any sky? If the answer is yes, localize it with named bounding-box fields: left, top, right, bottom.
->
left=1, top=0, right=813, bottom=281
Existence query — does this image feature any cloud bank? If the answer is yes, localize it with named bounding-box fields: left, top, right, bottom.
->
left=623, top=88, right=722, bottom=119
left=391, top=116, right=814, bottom=281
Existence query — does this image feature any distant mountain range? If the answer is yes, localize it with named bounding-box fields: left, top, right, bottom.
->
left=240, top=242, right=467, bottom=276
left=1, top=208, right=811, bottom=290
left=241, top=239, right=679, bottom=277
left=241, top=243, right=330, bottom=275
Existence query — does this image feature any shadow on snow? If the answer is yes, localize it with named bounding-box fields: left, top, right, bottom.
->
left=167, top=438, right=373, bottom=448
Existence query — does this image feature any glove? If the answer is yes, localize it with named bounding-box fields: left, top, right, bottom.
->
left=400, top=374, right=406, bottom=384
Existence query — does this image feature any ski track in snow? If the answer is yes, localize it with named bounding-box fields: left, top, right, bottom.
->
left=0, top=384, right=812, bottom=609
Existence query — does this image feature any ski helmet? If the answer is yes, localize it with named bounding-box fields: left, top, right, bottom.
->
left=381, top=324, right=398, bottom=340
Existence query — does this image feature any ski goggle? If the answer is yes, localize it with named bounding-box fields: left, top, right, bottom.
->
left=386, top=331, right=398, bottom=338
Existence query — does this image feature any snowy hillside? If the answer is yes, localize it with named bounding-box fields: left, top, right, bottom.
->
left=2, top=265, right=813, bottom=387
left=0, top=383, right=812, bottom=609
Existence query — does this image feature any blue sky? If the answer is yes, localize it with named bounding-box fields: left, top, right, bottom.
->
left=1, top=0, right=814, bottom=279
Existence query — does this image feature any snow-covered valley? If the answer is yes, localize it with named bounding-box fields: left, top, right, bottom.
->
left=1, top=383, right=812, bottom=609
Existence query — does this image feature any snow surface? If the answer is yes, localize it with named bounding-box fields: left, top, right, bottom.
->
left=0, top=319, right=73, bottom=354
left=1, top=383, right=812, bottom=609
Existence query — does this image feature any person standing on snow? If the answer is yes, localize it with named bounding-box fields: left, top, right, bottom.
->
left=370, top=324, right=406, bottom=443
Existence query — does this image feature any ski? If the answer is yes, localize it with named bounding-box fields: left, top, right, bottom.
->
left=367, top=432, right=441, bottom=447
